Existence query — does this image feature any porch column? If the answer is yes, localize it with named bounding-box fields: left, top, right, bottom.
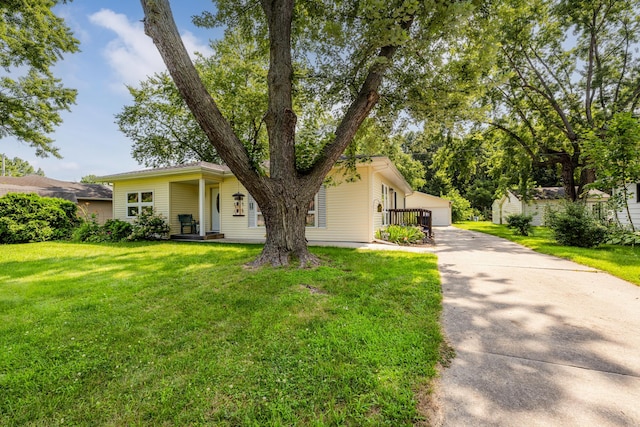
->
left=199, top=178, right=206, bottom=237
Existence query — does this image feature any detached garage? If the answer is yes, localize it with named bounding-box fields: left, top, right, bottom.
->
left=405, top=191, right=452, bottom=226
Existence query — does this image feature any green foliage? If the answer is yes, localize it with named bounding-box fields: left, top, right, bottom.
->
left=544, top=202, right=607, bottom=248
left=0, top=242, right=442, bottom=425
left=605, top=227, right=640, bottom=247
left=584, top=112, right=640, bottom=230
left=79, top=174, right=99, bottom=184
left=0, top=192, right=79, bottom=243
left=376, top=224, right=425, bottom=244
left=72, top=217, right=133, bottom=243
left=0, top=0, right=79, bottom=157
left=411, top=0, right=640, bottom=203
left=0, top=154, right=45, bottom=176
left=443, top=188, right=474, bottom=223
left=506, top=213, right=534, bottom=236
left=117, top=29, right=268, bottom=168
left=127, top=209, right=170, bottom=241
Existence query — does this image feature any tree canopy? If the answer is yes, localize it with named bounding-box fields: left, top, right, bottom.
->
left=0, top=0, right=78, bottom=158
left=140, top=0, right=486, bottom=265
left=0, top=154, right=44, bottom=176
left=408, top=0, right=640, bottom=203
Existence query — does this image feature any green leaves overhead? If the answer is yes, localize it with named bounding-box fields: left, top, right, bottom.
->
left=117, top=30, right=269, bottom=168
left=0, top=0, right=78, bottom=158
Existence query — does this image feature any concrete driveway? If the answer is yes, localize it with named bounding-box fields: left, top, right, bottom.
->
left=434, top=227, right=640, bottom=426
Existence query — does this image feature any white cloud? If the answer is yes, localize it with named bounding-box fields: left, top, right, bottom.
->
left=88, top=9, right=211, bottom=92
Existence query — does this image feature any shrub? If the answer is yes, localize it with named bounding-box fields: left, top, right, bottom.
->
left=0, top=193, right=80, bottom=243
left=376, top=225, right=425, bottom=245
left=443, top=189, right=474, bottom=223
left=605, top=227, right=640, bottom=246
left=545, top=202, right=607, bottom=248
left=103, top=219, right=133, bottom=241
left=128, top=210, right=170, bottom=241
left=73, top=217, right=135, bottom=243
left=506, top=213, right=534, bottom=236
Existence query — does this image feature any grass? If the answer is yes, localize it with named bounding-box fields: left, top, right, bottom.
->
left=0, top=241, right=442, bottom=426
left=456, top=221, right=640, bottom=285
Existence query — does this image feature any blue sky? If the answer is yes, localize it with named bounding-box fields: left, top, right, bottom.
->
left=4, top=1, right=222, bottom=181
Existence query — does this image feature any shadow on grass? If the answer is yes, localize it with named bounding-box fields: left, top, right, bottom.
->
left=0, top=241, right=442, bottom=426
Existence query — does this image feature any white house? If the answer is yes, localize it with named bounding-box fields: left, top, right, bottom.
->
left=98, top=156, right=450, bottom=242
left=492, top=187, right=610, bottom=226
left=614, top=182, right=640, bottom=228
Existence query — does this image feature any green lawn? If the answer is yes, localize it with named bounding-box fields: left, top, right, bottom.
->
left=0, top=241, right=442, bottom=426
left=456, top=221, right=640, bottom=286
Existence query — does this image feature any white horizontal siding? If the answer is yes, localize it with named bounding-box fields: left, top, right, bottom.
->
left=616, top=183, right=640, bottom=227
left=112, top=178, right=170, bottom=224
left=492, top=193, right=523, bottom=224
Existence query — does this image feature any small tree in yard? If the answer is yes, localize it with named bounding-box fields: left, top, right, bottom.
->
left=545, top=202, right=607, bottom=248
left=139, top=0, right=487, bottom=266
left=506, top=213, right=533, bottom=236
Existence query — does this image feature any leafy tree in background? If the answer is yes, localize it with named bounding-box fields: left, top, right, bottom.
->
left=406, top=0, right=640, bottom=204
left=0, top=154, right=45, bottom=176
left=584, top=112, right=640, bottom=231
left=0, top=0, right=78, bottom=158
left=482, top=0, right=640, bottom=201
left=140, top=0, right=488, bottom=266
left=80, top=174, right=99, bottom=184
left=117, top=30, right=269, bottom=168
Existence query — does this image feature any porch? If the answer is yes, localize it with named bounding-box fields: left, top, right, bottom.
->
left=170, top=231, right=225, bottom=241
left=388, top=208, right=433, bottom=237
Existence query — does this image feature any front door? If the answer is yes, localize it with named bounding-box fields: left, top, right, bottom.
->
left=211, top=188, right=220, bottom=232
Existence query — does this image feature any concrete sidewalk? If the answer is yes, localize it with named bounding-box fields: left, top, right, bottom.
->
left=433, top=227, right=640, bottom=426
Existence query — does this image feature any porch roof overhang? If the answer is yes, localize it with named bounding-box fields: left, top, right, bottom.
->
left=369, top=156, right=413, bottom=196
left=97, top=161, right=230, bottom=183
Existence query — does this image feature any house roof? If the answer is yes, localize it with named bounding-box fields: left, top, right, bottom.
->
left=97, top=157, right=415, bottom=195
left=510, top=187, right=609, bottom=201
left=407, top=191, right=452, bottom=205
left=0, top=175, right=113, bottom=202
left=97, top=161, right=231, bottom=182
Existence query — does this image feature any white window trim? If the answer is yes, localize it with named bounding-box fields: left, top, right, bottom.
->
left=381, top=183, right=390, bottom=226
left=126, top=190, right=154, bottom=218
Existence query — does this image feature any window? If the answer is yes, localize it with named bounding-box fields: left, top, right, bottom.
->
left=381, top=184, right=389, bottom=225
left=306, top=197, right=316, bottom=227
left=126, top=191, right=154, bottom=217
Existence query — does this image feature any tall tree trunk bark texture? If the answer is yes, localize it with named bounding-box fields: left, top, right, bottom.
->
left=250, top=182, right=317, bottom=267
left=140, top=0, right=410, bottom=266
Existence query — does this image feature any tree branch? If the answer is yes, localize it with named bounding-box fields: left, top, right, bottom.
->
left=140, top=0, right=259, bottom=185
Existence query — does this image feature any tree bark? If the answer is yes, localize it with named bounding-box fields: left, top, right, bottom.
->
left=250, top=186, right=318, bottom=267
left=140, top=0, right=411, bottom=266
left=559, top=155, right=577, bottom=201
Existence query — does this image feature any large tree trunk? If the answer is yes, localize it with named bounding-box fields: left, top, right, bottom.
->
left=250, top=187, right=318, bottom=267
left=559, top=155, right=577, bottom=201
left=140, top=0, right=411, bottom=266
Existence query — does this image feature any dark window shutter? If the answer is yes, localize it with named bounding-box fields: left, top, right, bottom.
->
left=317, top=185, right=327, bottom=228
left=248, top=195, right=256, bottom=228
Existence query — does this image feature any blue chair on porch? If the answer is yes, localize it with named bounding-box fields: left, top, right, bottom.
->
left=178, top=214, right=197, bottom=234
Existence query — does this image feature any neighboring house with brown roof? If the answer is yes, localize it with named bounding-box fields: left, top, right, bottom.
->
left=492, top=187, right=610, bottom=226
left=0, top=175, right=113, bottom=223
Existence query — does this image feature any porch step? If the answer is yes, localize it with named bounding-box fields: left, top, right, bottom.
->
left=170, top=232, right=225, bottom=241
